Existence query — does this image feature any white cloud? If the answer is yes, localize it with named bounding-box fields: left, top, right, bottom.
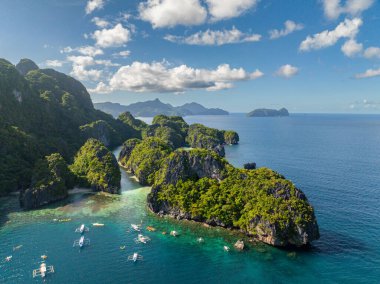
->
left=89, top=61, right=263, bottom=93
left=363, top=47, right=380, bottom=59
left=299, top=18, right=362, bottom=51
left=45, top=60, right=64, bottom=68
left=322, top=0, right=374, bottom=20
left=355, top=68, right=380, bottom=79
left=92, top=24, right=131, bottom=48
left=85, top=0, right=105, bottom=15
left=341, top=39, right=363, bottom=57
left=91, top=17, right=110, bottom=28
left=66, top=55, right=118, bottom=81
left=269, top=20, right=304, bottom=39
left=165, top=27, right=261, bottom=46
left=61, top=45, right=104, bottom=57
left=276, top=64, right=299, bottom=78
left=139, top=0, right=207, bottom=28
left=206, top=0, right=258, bottom=21
left=113, top=50, right=131, bottom=58
left=349, top=99, right=380, bottom=110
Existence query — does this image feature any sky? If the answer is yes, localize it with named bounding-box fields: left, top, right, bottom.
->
left=0, top=0, right=379, bottom=113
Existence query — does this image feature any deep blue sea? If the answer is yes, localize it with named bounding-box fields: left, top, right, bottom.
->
left=1, top=113, right=380, bottom=283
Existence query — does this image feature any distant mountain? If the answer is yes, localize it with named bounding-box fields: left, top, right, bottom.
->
left=94, top=99, right=229, bottom=117
left=247, top=108, right=289, bottom=117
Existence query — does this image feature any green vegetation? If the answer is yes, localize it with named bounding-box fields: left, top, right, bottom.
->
left=125, top=137, right=172, bottom=185
left=0, top=58, right=139, bottom=196
left=118, top=138, right=141, bottom=167
left=118, top=111, right=147, bottom=133
left=19, top=153, right=72, bottom=209
left=157, top=166, right=315, bottom=232
left=70, top=139, right=121, bottom=193
left=223, top=130, right=239, bottom=145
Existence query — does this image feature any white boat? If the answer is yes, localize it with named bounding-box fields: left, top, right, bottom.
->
left=197, top=237, right=204, bottom=243
left=128, top=252, right=143, bottom=262
left=92, top=223, right=104, bottom=227
left=73, top=235, right=90, bottom=248
left=170, top=231, right=179, bottom=237
left=131, top=224, right=141, bottom=232
left=5, top=255, right=12, bottom=262
left=32, top=262, right=54, bottom=278
left=75, top=224, right=89, bottom=233
left=223, top=246, right=230, bottom=252
left=135, top=234, right=150, bottom=244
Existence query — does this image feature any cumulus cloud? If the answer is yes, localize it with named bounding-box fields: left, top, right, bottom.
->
left=275, top=64, right=299, bottom=78
left=363, top=47, right=380, bottom=59
left=269, top=20, right=304, bottom=39
left=45, top=60, right=64, bottom=68
left=61, top=45, right=104, bottom=57
left=139, top=0, right=207, bottom=28
left=341, top=39, right=363, bottom=57
left=355, top=68, right=380, bottom=79
left=66, top=55, right=118, bottom=81
left=164, top=27, right=261, bottom=46
left=299, top=18, right=362, bottom=51
left=89, top=61, right=263, bottom=93
left=92, top=24, right=131, bottom=48
left=85, top=0, right=105, bottom=15
left=322, top=0, right=374, bottom=20
left=206, top=0, right=258, bottom=21
left=91, top=17, right=110, bottom=28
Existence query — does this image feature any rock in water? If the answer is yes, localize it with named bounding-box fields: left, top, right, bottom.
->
left=19, top=153, right=72, bottom=209
left=234, top=240, right=245, bottom=250
left=70, top=139, right=121, bottom=193
left=244, top=163, right=256, bottom=170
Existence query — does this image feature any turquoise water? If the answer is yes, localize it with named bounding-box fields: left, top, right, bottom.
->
left=1, top=114, right=380, bottom=283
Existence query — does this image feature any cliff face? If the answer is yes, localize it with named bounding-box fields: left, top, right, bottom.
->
left=147, top=148, right=320, bottom=248
left=19, top=153, right=72, bottom=210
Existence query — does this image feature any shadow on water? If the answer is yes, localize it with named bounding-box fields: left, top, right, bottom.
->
left=306, top=229, right=369, bottom=255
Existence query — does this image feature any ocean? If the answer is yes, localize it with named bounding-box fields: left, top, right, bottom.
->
left=1, top=113, right=379, bottom=283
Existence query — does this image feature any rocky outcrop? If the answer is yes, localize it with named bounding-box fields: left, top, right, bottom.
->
left=247, top=108, right=289, bottom=117
left=234, top=240, right=245, bottom=250
left=223, top=131, right=239, bottom=145
left=118, top=138, right=141, bottom=167
left=19, top=153, right=72, bottom=210
left=80, top=120, right=119, bottom=147
left=15, top=58, right=39, bottom=76
left=244, top=162, right=256, bottom=170
left=70, top=139, right=121, bottom=194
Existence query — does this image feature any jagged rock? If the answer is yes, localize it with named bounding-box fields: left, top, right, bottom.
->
left=118, top=138, right=141, bottom=167
left=223, top=131, right=239, bottom=145
left=15, top=58, right=39, bottom=76
left=234, top=240, right=245, bottom=250
left=19, top=153, right=72, bottom=210
left=244, top=163, right=256, bottom=170
left=80, top=120, right=119, bottom=147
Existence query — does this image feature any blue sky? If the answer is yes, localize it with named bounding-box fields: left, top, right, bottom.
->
left=0, top=0, right=379, bottom=113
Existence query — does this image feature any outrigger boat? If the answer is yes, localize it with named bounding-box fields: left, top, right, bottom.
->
left=13, top=245, right=23, bottom=251
left=128, top=252, right=143, bottom=262
left=5, top=256, right=12, bottom=262
left=134, top=234, right=151, bottom=244
left=73, top=235, right=90, bottom=248
left=75, top=224, right=89, bottom=234
left=131, top=224, right=141, bottom=232
left=32, top=262, right=54, bottom=278
left=223, top=246, right=230, bottom=252
left=92, top=223, right=105, bottom=227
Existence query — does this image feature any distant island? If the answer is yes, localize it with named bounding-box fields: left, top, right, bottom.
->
left=247, top=108, right=289, bottom=117
left=94, top=99, right=229, bottom=117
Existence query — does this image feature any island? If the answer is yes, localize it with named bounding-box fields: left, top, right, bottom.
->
left=94, top=99, right=229, bottom=118
left=247, top=108, right=289, bottom=117
left=0, top=58, right=319, bottom=248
